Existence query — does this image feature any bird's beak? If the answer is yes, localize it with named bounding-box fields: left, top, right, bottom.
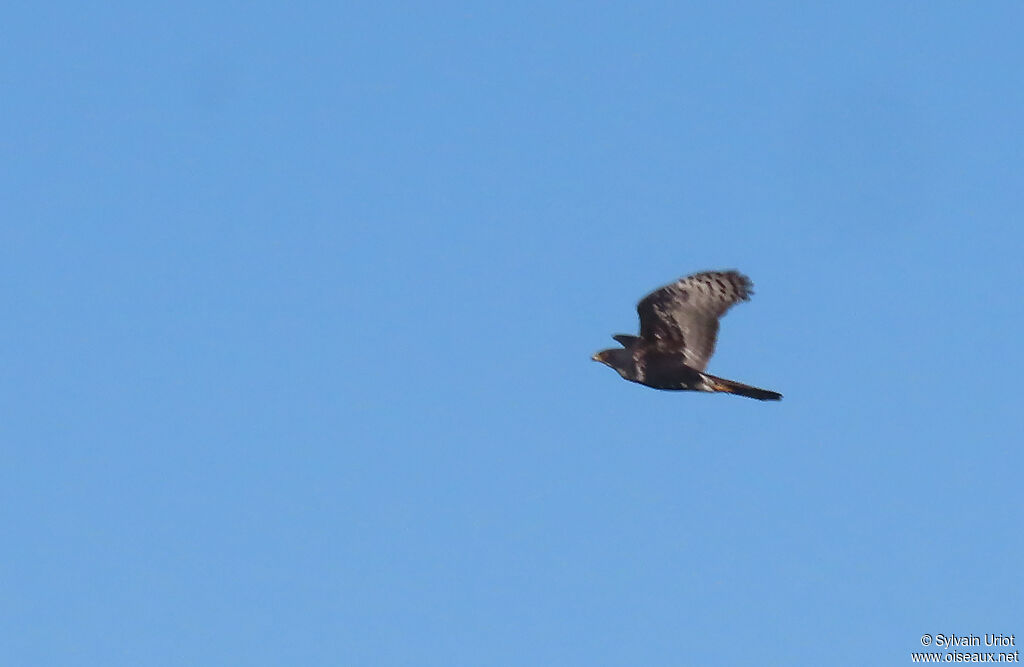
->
left=591, top=353, right=603, bottom=362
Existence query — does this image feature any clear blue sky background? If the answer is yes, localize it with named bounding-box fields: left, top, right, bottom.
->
left=4, top=2, right=1022, bottom=665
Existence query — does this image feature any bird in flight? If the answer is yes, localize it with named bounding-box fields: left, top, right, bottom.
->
left=592, top=270, right=782, bottom=401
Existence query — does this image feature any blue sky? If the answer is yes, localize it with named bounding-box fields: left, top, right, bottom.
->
left=4, top=2, right=1022, bottom=665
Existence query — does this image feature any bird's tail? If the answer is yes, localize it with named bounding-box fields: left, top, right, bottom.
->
left=703, top=374, right=782, bottom=401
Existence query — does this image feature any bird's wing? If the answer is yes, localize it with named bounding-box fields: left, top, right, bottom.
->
left=636, top=270, right=753, bottom=371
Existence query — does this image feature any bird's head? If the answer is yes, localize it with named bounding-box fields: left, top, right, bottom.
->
left=591, top=348, right=634, bottom=379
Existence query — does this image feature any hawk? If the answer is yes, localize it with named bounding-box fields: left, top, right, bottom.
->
left=592, top=270, right=782, bottom=401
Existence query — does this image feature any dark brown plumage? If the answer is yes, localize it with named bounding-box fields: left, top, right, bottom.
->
left=592, top=270, right=781, bottom=401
